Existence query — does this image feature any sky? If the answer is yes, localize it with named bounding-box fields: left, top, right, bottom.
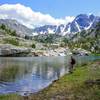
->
left=0, top=0, right=99, bottom=28
left=0, top=0, right=100, bottom=18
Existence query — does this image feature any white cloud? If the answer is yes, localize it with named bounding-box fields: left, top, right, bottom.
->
left=0, top=4, right=75, bottom=28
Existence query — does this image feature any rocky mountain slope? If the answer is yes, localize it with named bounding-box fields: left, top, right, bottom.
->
left=0, top=14, right=100, bottom=37
left=33, top=14, right=100, bottom=36
left=70, top=22, right=100, bottom=54
left=0, top=19, right=33, bottom=37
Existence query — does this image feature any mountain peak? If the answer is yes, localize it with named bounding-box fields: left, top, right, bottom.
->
left=0, top=14, right=100, bottom=37
left=33, top=14, right=100, bottom=36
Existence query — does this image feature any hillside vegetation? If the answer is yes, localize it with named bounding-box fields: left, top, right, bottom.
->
left=70, top=22, right=100, bottom=53
left=0, top=21, right=100, bottom=54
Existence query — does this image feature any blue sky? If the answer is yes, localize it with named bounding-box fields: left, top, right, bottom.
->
left=0, top=0, right=100, bottom=18
left=0, top=0, right=99, bottom=28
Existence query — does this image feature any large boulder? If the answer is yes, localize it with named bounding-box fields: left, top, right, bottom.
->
left=0, top=44, right=31, bottom=57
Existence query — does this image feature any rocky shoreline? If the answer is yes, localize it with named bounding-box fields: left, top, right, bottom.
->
left=0, top=44, right=91, bottom=57
left=31, top=47, right=72, bottom=57
left=72, top=48, right=91, bottom=56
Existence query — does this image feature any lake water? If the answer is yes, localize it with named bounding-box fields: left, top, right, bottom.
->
left=0, top=55, right=100, bottom=96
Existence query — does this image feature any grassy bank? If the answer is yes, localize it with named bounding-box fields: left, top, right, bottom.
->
left=0, top=60, right=100, bottom=100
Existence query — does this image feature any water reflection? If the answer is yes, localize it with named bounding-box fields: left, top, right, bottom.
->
left=0, top=56, right=70, bottom=95
left=0, top=56, right=99, bottom=95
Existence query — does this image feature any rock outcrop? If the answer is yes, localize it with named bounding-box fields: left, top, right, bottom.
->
left=72, top=48, right=91, bottom=56
left=0, top=44, right=31, bottom=57
left=32, top=48, right=72, bottom=57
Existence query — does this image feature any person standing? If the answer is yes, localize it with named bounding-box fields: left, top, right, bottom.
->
left=69, top=56, right=76, bottom=73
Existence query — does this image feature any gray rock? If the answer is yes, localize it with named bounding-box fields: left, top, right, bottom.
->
left=72, top=48, right=91, bottom=56
left=0, top=44, right=31, bottom=57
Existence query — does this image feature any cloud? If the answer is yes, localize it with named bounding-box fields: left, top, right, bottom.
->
left=0, top=4, right=75, bottom=28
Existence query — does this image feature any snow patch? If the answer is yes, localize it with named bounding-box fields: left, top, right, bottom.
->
left=85, top=22, right=93, bottom=30
left=48, top=28, right=55, bottom=34
left=32, top=32, right=38, bottom=36
left=75, top=21, right=81, bottom=32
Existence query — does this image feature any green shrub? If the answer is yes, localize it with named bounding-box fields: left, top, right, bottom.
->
left=10, top=30, right=17, bottom=36
left=0, top=24, right=6, bottom=30
left=4, top=38, right=19, bottom=46
left=31, top=43, right=36, bottom=48
left=0, top=24, right=17, bottom=36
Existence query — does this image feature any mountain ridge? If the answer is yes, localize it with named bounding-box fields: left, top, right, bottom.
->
left=33, top=14, right=100, bottom=36
left=0, top=19, right=33, bottom=37
left=0, top=14, right=100, bottom=36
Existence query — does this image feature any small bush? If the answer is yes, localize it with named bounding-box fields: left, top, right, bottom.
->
left=0, top=24, right=6, bottom=30
left=31, top=43, right=36, bottom=48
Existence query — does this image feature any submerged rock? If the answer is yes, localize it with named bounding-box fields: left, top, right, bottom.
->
left=0, top=44, right=31, bottom=57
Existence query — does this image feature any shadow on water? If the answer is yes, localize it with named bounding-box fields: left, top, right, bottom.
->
left=0, top=55, right=99, bottom=95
